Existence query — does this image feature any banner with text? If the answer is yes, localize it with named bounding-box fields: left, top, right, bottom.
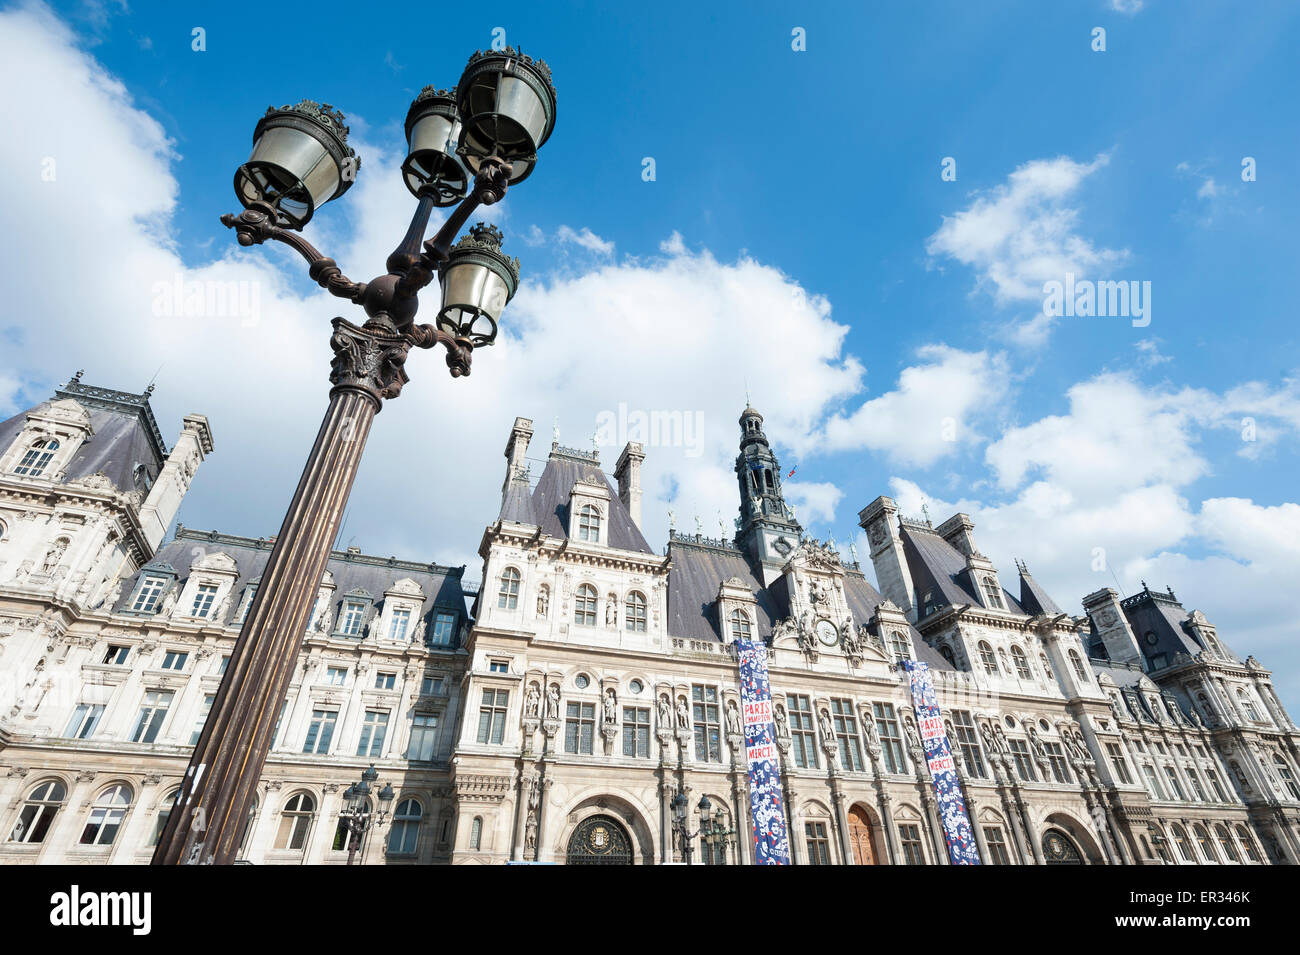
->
left=736, top=639, right=791, bottom=865
left=901, top=660, right=982, bottom=865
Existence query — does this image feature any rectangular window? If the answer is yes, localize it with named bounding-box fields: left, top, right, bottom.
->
left=218, top=655, right=230, bottom=676
left=420, top=675, right=445, bottom=696
left=64, top=703, right=104, bottom=740
left=374, top=671, right=396, bottom=690
left=1009, top=739, right=1036, bottom=782
left=356, top=710, right=390, bottom=757
left=303, top=709, right=338, bottom=754
left=1106, top=742, right=1133, bottom=785
left=341, top=601, right=366, bottom=636
left=489, top=660, right=509, bottom=674
left=564, top=701, right=596, bottom=755
left=1185, top=766, right=1207, bottom=801
left=103, top=645, right=129, bottom=666
left=324, top=666, right=347, bottom=686
left=190, top=694, right=215, bottom=745
left=190, top=584, right=219, bottom=618
left=1206, top=768, right=1228, bottom=802
left=131, top=689, right=174, bottom=743
left=476, top=689, right=509, bottom=744
left=788, top=694, right=818, bottom=769
left=1164, top=766, right=1186, bottom=800
left=873, top=702, right=906, bottom=774
left=623, top=706, right=650, bottom=758
left=953, top=710, right=986, bottom=778
left=1044, top=742, right=1071, bottom=783
left=237, top=586, right=257, bottom=624
left=132, top=575, right=167, bottom=612
left=160, top=650, right=188, bottom=671
left=388, top=608, right=412, bottom=642
left=430, top=611, right=456, bottom=646
left=1143, top=764, right=1164, bottom=800
left=692, top=685, right=722, bottom=763
left=407, top=713, right=440, bottom=761
left=804, top=822, right=831, bottom=865
left=831, top=698, right=863, bottom=771
left=983, top=826, right=1011, bottom=865
left=899, top=824, right=925, bottom=864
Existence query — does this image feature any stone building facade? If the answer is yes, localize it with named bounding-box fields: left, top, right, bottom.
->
left=1, top=378, right=1297, bottom=865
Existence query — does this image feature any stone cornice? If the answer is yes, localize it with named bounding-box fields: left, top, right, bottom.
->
left=485, top=522, right=670, bottom=575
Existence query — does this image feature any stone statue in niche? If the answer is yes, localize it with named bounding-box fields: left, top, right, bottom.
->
left=658, top=694, right=672, bottom=730
left=525, top=683, right=541, bottom=719
left=675, top=696, right=690, bottom=729
left=818, top=709, right=834, bottom=742
left=41, top=539, right=67, bottom=575
left=604, top=689, right=618, bottom=725
left=606, top=594, right=617, bottom=626
left=546, top=684, right=560, bottom=720
left=536, top=585, right=549, bottom=618
left=725, top=700, right=741, bottom=736
left=774, top=703, right=789, bottom=739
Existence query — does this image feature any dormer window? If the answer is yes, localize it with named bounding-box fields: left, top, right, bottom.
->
left=981, top=576, right=1004, bottom=610
left=13, top=438, right=59, bottom=477
left=388, top=607, right=412, bottom=641
left=341, top=600, right=367, bottom=636
left=576, top=505, right=601, bottom=542
left=978, top=641, right=998, bottom=674
left=729, top=608, right=752, bottom=642
left=889, top=631, right=912, bottom=662
left=1068, top=648, right=1089, bottom=683
left=430, top=611, right=457, bottom=647
left=133, top=575, right=169, bottom=613
left=190, top=584, right=219, bottom=618
left=497, top=568, right=520, bottom=609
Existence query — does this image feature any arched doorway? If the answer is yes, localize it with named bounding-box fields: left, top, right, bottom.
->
left=847, top=806, right=879, bottom=865
left=1042, top=828, right=1084, bottom=865
left=566, top=814, right=634, bottom=865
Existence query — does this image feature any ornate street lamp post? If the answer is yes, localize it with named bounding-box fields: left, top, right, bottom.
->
left=337, top=765, right=395, bottom=866
left=152, top=47, right=556, bottom=866
left=671, top=792, right=735, bottom=865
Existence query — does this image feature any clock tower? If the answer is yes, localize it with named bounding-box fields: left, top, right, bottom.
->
left=734, top=405, right=802, bottom=584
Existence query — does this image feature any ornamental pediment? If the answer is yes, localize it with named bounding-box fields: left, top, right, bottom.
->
left=192, top=551, right=239, bottom=575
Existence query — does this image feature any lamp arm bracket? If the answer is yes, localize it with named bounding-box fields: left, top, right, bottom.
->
left=410, top=323, right=474, bottom=378
left=221, top=207, right=365, bottom=303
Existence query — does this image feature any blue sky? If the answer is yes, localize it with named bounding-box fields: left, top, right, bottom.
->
left=3, top=0, right=1299, bottom=702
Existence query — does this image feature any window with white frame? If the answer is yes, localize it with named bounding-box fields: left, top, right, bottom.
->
left=978, top=641, right=998, bottom=675
left=237, top=585, right=257, bottom=623
left=356, top=710, right=389, bottom=757
left=497, top=567, right=520, bottom=609
left=161, top=650, right=188, bottom=671
left=1068, top=649, right=1089, bottom=683
left=103, top=644, right=129, bottom=665
left=729, top=608, right=752, bottom=642
left=623, top=706, right=650, bottom=757
left=1237, top=688, right=1262, bottom=722
left=388, top=607, right=412, bottom=641
left=340, top=600, right=367, bottom=636
left=131, top=690, right=173, bottom=743
left=981, top=577, right=1004, bottom=610
left=324, top=666, right=347, bottom=686
left=407, top=713, right=440, bottom=760
left=952, top=710, right=986, bottom=778
left=79, top=785, right=132, bottom=847
left=303, top=709, right=338, bottom=754
left=374, top=671, right=396, bottom=690
left=132, top=575, right=168, bottom=612
left=388, top=799, right=422, bottom=855
left=9, top=780, right=66, bottom=844
left=1044, top=741, right=1071, bottom=783
left=275, top=792, right=315, bottom=850
left=625, top=591, right=647, bottom=632
left=898, top=823, right=925, bottom=864
left=190, top=584, right=219, bottom=618
left=873, top=702, right=906, bottom=774
left=1163, top=766, right=1186, bottom=800
left=190, top=694, right=215, bottom=745
left=889, top=631, right=911, bottom=662
left=1008, top=739, right=1036, bottom=782
left=576, top=504, right=601, bottom=542
left=64, top=703, right=104, bottom=740
left=831, top=699, right=863, bottom=771
left=430, top=611, right=457, bottom=646
left=1275, top=755, right=1300, bottom=799
left=13, top=438, right=59, bottom=477
left=1011, top=645, right=1032, bottom=679
left=476, top=689, right=509, bottom=744
left=564, top=701, right=595, bottom=755
left=574, top=584, right=598, bottom=626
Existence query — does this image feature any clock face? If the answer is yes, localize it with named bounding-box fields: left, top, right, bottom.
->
left=815, top=619, right=838, bottom=647
left=772, top=536, right=793, bottom=556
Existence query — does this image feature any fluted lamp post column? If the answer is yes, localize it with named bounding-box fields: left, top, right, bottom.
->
left=152, top=48, right=556, bottom=866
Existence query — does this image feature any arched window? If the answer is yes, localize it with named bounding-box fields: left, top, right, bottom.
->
left=981, top=577, right=1004, bottom=610
left=574, top=584, right=598, bottom=626
left=1214, top=824, right=1239, bottom=862
left=625, top=592, right=647, bottom=632
left=1068, top=649, right=1089, bottom=683
left=8, top=779, right=66, bottom=844
left=939, top=646, right=956, bottom=666
left=150, top=788, right=181, bottom=847
left=729, top=608, right=752, bottom=642
left=1274, top=755, right=1300, bottom=799
left=275, top=792, right=315, bottom=850
left=13, top=438, right=59, bottom=477
left=1011, top=645, right=1031, bottom=679
left=1171, top=824, right=1193, bottom=862
left=978, top=641, right=998, bottom=675
left=497, top=567, right=520, bottom=610
left=1236, top=825, right=1260, bottom=863
left=387, top=799, right=422, bottom=855
left=1236, top=688, right=1261, bottom=722
left=469, top=815, right=483, bottom=850
left=1039, top=652, right=1054, bottom=680
left=890, top=631, right=911, bottom=662
left=80, top=784, right=132, bottom=846
left=0, top=518, right=7, bottom=541
left=576, top=505, right=601, bottom=542
left=1193, top=823, right=1217, bottom=862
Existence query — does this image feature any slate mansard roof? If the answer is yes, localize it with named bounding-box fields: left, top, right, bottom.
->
left=901, top=523, right=1029, bottom=615
left=0, top=379, right=168, bottom=491
left=500, top=445, right=653, bottom=554
left=113, top=526, right=469, bottom=631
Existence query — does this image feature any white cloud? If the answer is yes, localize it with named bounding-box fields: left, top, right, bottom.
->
left=784, top=481, right=843, bottom=526
left=1110, top=0, right=1144, bottom=13
left=555, top=225, right=614, bottom=256
left=1135, top=338, right=1171, bottom=367
left=816, top=345, right=1009, bottom=468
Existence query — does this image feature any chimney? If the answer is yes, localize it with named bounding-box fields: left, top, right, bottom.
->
left=936, top=512, right=977, bottom=556
left=614, top=441, right=645, bottom=529
left=1082, top=588, right=1143, bottom=667
left=138, top=413, right=213, bottom=552
left=859, top=496, right=915, bottom=617
left=503, top=417, right=533, bottom=493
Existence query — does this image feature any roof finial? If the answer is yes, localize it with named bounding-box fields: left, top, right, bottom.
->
left=69, top=369, right=84, bottom=385
left=667, top=508, right=676, bottom=531
left=920, top=501, right=932, bottom=525
left=694, top=514, right=702, bottom=537
left=552, top=416, right=559, bottom=446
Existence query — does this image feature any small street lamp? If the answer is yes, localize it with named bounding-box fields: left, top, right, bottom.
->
left=337, top=765, right=395, bottom=866
left=152, top=47, right=557, bottom=866
left=671, top=792, right=737, bottom=865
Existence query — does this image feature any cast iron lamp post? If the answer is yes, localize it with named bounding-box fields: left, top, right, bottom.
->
left=697, top=795, right=737, bottom=865
left=338, top=765, right=395, bottom=866
left=152, top=47, right=556, bottom=866
left=672, top=792, right=734, bottom=865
